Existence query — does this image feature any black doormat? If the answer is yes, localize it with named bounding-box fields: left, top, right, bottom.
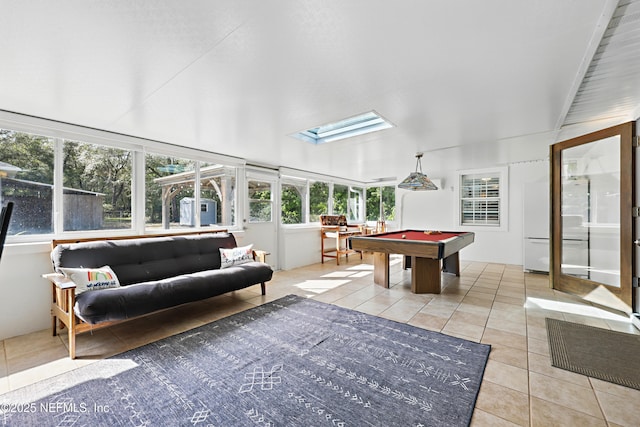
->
left=546, top=318, right=640, bottom=390
left=0, top=295, right=491, bottom=426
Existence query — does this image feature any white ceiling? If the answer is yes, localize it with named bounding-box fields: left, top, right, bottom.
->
left=1, top=0, right=637, bottom=182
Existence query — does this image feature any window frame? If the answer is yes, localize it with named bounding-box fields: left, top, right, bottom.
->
left=0, top=111, right=243, bottom=243
left=456, top=166, right=508, bottom=232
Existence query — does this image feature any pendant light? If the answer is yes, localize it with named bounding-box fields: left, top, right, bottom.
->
left=398, top=153, right=438, bottom=191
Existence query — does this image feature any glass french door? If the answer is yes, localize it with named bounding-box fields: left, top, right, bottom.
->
left=550, top=122, right=635, bottom=313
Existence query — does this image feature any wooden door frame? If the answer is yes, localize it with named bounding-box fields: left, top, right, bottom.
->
left=550, top=121, right=635, bottom=313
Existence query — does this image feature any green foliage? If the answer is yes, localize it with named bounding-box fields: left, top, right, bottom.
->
left=63, top=141, right=132, bottom=213
left=333, top=184, right=348, bottom=215
left=309, top=181, right=329, bottom=221
left=0, top=130, right=54, bottom=184
left=281, top=184, right=302, bottom=224
left=366, top=186, right=395, bottom=221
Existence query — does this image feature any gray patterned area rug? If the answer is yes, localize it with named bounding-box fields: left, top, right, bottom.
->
left=1, top=295, right=490, bottom=426
left=546, top=318, right=640, bottom=390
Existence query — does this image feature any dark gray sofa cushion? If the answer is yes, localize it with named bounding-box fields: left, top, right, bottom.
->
left=74, top=262, right=273, bottom=324
left=50, top=233, right=273, bottom=324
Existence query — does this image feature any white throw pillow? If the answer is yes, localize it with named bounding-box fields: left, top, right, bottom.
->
left=59, top=265, right=121, bottom=294
left=220, top=244, right=254, bottom=269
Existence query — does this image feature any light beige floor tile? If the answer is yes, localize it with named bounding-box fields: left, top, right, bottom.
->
left=442, top=319, right=485, bottom=341
left=475, top=381, right=529, bottom=426
left=594, top=389, right=640, bottom=427
left=530, top=396, right=606, bottom=427
left=527, top=351, right=591, bottom=388
left=488, top=345, right=528, bottom=370
left=471, top=409, right=521, bottom=426
left=448, top=309, right=489, bottom=327
left=483, top=360, right=528, bottom=393
left=589, top=377, right=640, bottom=399
left=407, top=312, right=448, bottom=331
left=527, top=337, right=550, bottom=356
left=529, top=371, right=603, bottom=419
left=481, top=328, right=527, bottom=351
left=486, top=316, right=527, bottom=336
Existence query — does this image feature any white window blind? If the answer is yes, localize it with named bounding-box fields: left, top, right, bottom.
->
left=460, top=173, right=501, bottom=226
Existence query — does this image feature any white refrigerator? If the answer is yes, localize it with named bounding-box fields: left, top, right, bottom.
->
left=523, top=180, right=589, bottom=275
left=523, top=181, right=551, bottom=272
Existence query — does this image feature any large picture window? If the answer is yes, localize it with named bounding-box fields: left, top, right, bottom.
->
left=145, top=153, right=195, bottom=230
left=63, top=140, right=132, bottom=231
left=309, top=181, right=329, bottom=222
left=458, top=167, right=508, bottom=229
left=0, top=130, right=54, bottom=235
left=366, top=186, right=396, bottom=221
left=281, top=179, right=306, bottom=225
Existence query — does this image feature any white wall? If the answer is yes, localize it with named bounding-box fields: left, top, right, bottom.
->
left=0, top=161, right=551, bottom=341
left=0, top=243, right=53, bottom=340
left=400, top=160, right=548, bottom=265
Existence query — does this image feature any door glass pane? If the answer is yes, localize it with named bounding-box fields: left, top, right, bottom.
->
left=248, top=180, right=272, bottom=222
left=561, top=136, right=620, bottom=286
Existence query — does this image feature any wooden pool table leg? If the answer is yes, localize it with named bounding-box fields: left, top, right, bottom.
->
left=411, top=256, right=441, bottom=293
left=442, top=252, right=461, bottom=276
left=373, top=252, right=390, bottom=288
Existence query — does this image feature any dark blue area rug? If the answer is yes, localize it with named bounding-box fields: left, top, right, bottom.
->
left=0, top=295, right=490, bottom=426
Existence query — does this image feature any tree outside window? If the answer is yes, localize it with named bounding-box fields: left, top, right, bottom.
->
left=333, top=184, right=348, bottom=216
left=0, top=130, right=54, bottom=235
left=366, top=185, right=396, bottom=221
left=281, top=182, right=304, bottom=224
left=309, top=181, right=329, bottom=222
left=248, top=180, right=272, bottom=222
left=63, top=140, right=132, bottom=231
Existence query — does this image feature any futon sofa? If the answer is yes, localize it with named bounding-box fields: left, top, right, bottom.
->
left=43, top=232, right=273, bottom=359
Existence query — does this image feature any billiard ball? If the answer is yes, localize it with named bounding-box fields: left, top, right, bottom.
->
left=401, top=234, right=406, bottom=239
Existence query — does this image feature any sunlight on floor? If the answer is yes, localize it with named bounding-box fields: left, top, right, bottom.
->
left=294, top=279, right=352, bottom=294
left=5, top=359, right=139, bottom=404
left=525, top=297, right=630, bottom=322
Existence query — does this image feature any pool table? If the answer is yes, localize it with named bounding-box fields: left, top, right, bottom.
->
left=349, top=230, right=475, bottom=294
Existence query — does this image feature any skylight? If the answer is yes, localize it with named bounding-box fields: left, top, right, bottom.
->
left=291, top=111, right=394, bottom=144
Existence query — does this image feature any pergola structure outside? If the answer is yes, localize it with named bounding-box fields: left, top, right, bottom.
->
left=153, top=165, right=235, bottom=229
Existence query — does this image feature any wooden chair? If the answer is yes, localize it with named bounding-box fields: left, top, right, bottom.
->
left=320, top=214, right=362, bottom=265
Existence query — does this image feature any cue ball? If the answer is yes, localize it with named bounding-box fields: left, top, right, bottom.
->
left=401, top=234, right=406, bottom=239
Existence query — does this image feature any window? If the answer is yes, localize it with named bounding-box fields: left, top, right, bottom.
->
left=333, top=184, right=348, bottom=216
left=309, top=181, right=329, bottom=222
left=458, top=167, right=508, bottom=229
left=145, top=154, right=195, bottom=230
left=63, top=140, right=132, bottom=231
left=366, top=186, right=396, bottom=221
left=281, top=180, right=306, bottom=224
left=200, top=164, right=236, bottom=227
left=0, top=118, right=240, bottom=239
left=348, top=186, right=364, bottom=222
left=248, top=180, right=272, bottom=222
left=0, top=129, right=54, bottom=235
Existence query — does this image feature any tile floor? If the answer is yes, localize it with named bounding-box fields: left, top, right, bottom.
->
left=1, top=254, right=639, bottom=426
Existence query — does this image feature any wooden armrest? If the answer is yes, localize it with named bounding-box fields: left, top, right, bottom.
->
left=42, top=273, right=77, bottom=290
left=253, top=250, right=270, bottom=263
